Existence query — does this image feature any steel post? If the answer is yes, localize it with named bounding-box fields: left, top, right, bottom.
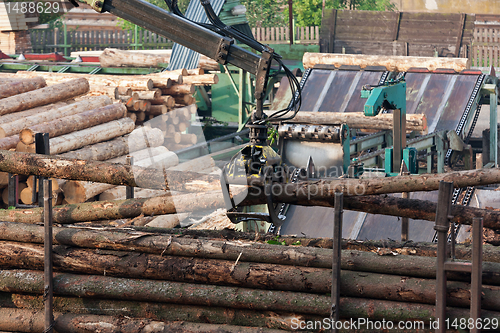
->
left=331, top=192, right=343, bottom=333
left=434, top=181, right=453, bottom=333
left=470, top=217, right=483, bottom=333
left=43, top=179, right=53, bottom=333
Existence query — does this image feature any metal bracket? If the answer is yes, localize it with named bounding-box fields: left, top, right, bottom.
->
left=215, top=38, right=233, bottom=65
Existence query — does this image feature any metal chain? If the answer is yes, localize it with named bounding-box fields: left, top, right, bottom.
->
left=445, top=74, right=486, bottom=165
left=267, top=168, right=301, bottom=234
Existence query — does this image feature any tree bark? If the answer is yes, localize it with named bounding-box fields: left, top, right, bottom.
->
left=267, top=111, right=428, bottom=132
left=0, top=78, right=89, bottom=116
left=0, top=76, right=46, bottom=99
left=19, top=102, right=126, bottom=145
left=0, top=240, right=332, bottom=293
left=0, top=270, right=329, bottom=315
left=49, top=117, right=136, bottom=154
left=302, top=53, right=470, bottom=72
left=16, top=71, right=154, bottom=91
left=244, top=167, right=500, bottom=203
left=0, top=307, right=286, bottom=333
left=0, top=100, right=70, bottom=124
left=1, top=222, right=500, bottom=284
left=1, top=268, right=499, bottom=313
left=58, top=127, right=164, bottom=161
left=181, top=74, right=219, bottom=85
left=0, top=150, right=221, bottom=191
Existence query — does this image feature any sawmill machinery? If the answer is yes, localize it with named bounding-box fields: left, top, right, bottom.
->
left=270, top=61, right=500, bottom=240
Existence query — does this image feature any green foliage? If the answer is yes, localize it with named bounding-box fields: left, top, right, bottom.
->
left=283, top=0, right=395, bottom=27
left=240, top=0, right=287, bottom=28
left=291, top=240, right=301, bottom=245
left=267, top=236, right=286, bottom=246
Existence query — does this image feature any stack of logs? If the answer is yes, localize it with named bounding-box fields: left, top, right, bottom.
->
left=0, top=223, right=498, bottom=331
left=0, top=73, right=207, bottom=208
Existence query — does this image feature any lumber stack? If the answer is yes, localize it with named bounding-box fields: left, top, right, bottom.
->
left=0, top=222, right=498, bottom=331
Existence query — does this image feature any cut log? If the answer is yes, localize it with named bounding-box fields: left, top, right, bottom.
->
left=181, top=74, right=219, bottom=85
left=117, top=86, right=131, bottom=95
left=146, top=213, right=190, bottom=228
left=16, top=71, right=154, bottom=91
left=99, top=48, right=170, bottom=68
left=174, top=94, right=196, bottom=105
left=126, top=111, right=137, bottom=122
left=148, top=104, right=168, bottom=116
left=61, top=147, right=176, bottom=203
left=58, top=127, right=165, bottom=161
left=175, top=133, right=197, bottom=144
left=0, top=100, right=70, bottom=124
left=136, top=111, right=146, bottom=122
left=161, top=84, right=195, bottom=95
left=145, top=72, right=183, bottom=84
left=302, top=53, right=471, bottom=72
left=0, top=190, right=227, bottom=223
left=267, top=111, right=428, bottom=133
left=1, top=183, right=26, bottom=205
left=0, top=77, right=46, bottom=99
left=49, top=117, right=136, bottom=155
left=151, top=95, right=175, bottom=107
left=19, top=102, right=126, bottom=145
left=87, top=85, right=119, bottom=99
left=168, top=68, right=189, bottom=76
left=0, top=95, right=112, bottom=140
left=186, top=68, right=204, bottom=75
left=99, top=187, right=167, bottom=201
left=135, top=89, right=161, bottom=100
left=0, top=78, right=89, bottom=116
left=0, top=305, right=291, bottom=332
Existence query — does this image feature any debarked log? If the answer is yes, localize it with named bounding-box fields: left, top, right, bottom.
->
left=0, top=76, right=46, bottom=99
left=0, top=150, right=221, bottom=192
left=0, top=307, right=286, bottom=333
left=0, top=191, right=226, bottom=223
left=0, top=78, right=89, bottom=116
left=266, top=111, right=427, bottom=133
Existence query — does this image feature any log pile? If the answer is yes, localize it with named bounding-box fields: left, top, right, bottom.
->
left=0, top=222, right=498, bottom=331
left=0, top=74, right=181, bottom=206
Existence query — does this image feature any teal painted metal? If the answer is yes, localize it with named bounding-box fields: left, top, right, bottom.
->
left=403, top=148, right=418, bottom=174
left=361, top=81, right=406, bottom=116
left=490, top=88, right=498, bottom=166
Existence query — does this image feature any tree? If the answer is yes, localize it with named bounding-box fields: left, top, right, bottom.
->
left=286, top=0, right=395, bottom=27
left=240, top=0, right=287, bottom=28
